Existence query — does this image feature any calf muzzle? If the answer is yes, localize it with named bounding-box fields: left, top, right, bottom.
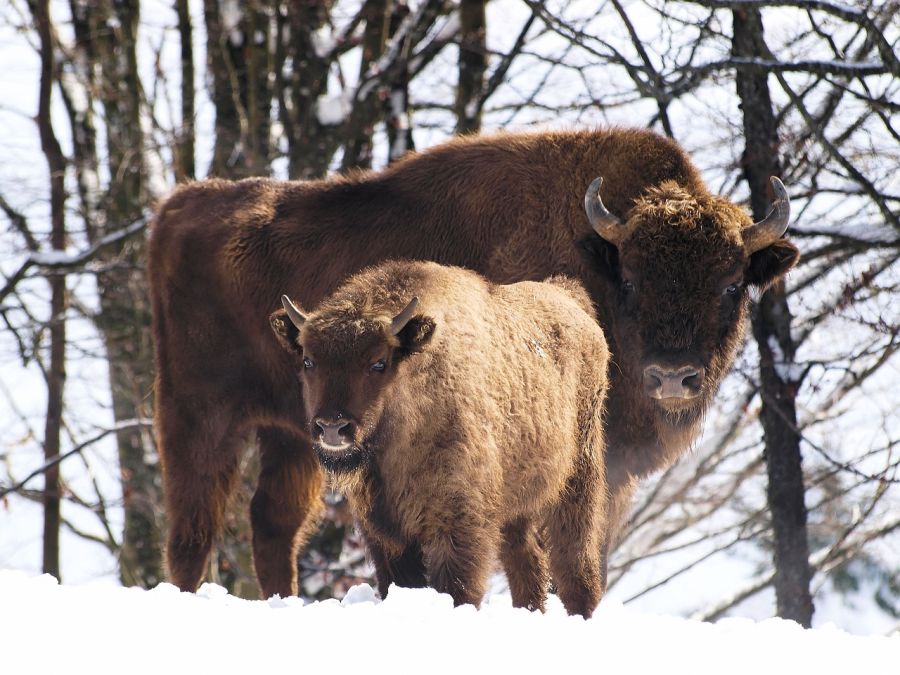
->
left=315, top=418, right=352, bottom=446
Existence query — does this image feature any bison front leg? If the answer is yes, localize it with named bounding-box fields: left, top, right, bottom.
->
left=250, top=428, right=325, bottom=598
left=500, top=517, right=549, bottom=612
left=601, top=470, right=639, bottom=593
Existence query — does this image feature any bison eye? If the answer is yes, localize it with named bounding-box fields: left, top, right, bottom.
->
left=370, top=359, right=386, bottom=373
left=303, top=357, right=315, bottom=370
left=622, top=279, right=635, bottom=293
left=724, top=283, right=739, bottom=296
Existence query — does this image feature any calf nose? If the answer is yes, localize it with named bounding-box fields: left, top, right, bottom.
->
left=315, top=418, right=350, bottom=445
left=643, top=364, right=705, bottom=400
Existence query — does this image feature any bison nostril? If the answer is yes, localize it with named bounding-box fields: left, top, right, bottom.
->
left=643, top=366, right=666, bottom=396
left=315, top=418, right=348, bottom=432
left=681, top=370, right=701, bottom=391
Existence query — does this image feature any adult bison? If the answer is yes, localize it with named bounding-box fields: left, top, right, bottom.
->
left=148, top=127, right=798, bottom=598
left=271, top=261, right=609, bottom=617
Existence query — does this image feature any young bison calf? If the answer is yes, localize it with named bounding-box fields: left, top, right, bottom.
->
left=270, top=261, right=609, bottom=617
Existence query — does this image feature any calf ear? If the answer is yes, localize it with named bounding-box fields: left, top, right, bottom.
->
left=395, top=315, right=436, bottom=359
left=269, top=309, right=302, bottom=355
left=745, top=239, right=800, bottom=291
left=577, top=234, right=619, bottom=283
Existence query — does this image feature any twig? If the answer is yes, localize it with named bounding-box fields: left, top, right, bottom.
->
left=0, top=418, right=153, bottom=498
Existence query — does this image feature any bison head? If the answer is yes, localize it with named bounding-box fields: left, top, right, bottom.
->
left=579, top=176, right=799, bottom=422
left=270, top=294, right=435, bottom=473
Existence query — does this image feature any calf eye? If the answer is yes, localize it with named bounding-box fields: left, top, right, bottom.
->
left=724, top=284, right=739, bottom=296
left=370, top=359, right=386, bottom=373
left=303, top=357, right=315, bottom=369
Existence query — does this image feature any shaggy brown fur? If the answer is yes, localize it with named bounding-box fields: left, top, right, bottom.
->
left=148, top=127, right=798, bottom=598
left=270, top=261, right=609, bottom=617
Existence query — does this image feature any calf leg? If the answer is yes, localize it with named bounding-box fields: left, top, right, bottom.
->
left=545, top=457, right=606, bottom=619
left=500, top=517, right=549, bottom=612
left=365, top=536, right=427, bottom=599
left=250, top=427, right=324, bottom=598
left=424, top=521, right=495, bottom=608
left=159, top=407, right=243, bottom=593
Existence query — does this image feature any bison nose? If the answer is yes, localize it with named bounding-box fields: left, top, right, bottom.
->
left=315, top=418, right=351, bottom=446
left=643, top=364, right=705, bottom=400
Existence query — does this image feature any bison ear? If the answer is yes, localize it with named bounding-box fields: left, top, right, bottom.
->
left=745, top=239, right=800, bottom=291
left=269, top=309, right=303, bottom=355
left=577, top=234, right=619, bottom=283
left=395, top=315, right=436, bottom=360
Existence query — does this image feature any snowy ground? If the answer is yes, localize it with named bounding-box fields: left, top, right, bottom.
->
left=2, top=570, right=896, bottom=674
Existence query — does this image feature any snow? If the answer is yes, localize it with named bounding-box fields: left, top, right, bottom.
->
left=1, top=570, right=896, bottom=674
left=313, top=26, right=337, bottom=59
left=26, top=249, right=75, bottom=266
left=1, top=0, right=898, bottom=647
left=767, top=335, right=804, bottom=382
left=220, top=0, right=243, bottom=47
left=316, top=92, right=352, bottom=126
left=389, top=89, right=411, bottom=160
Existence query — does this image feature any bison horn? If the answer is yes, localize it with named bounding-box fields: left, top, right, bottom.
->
left=391, top=297, right=419, bottom=335
left=584, top=176, right=624, bottom=245
left=281, top=295, right=307, bottom=329
left=742, top=177, right=791, bottom=254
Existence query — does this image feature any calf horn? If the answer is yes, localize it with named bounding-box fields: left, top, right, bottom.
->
left=281, top=295, right=307, bottom=329
left=742, top=177, right=791, bottom=254
left=391, top=297, right=419, bottom=335
left=584, top=176, right=625, bottom=245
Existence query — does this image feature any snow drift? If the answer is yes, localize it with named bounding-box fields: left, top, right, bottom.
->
left=1, top=570, right=896, bottom=674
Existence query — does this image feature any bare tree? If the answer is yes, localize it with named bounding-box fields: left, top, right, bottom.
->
left=732, top=4, right=814, bottom=627
left=454, top=0, right=486, bottom=133
left=1, top=0, right=896, bottom=628
left=33, top=0, right=68, bottom=580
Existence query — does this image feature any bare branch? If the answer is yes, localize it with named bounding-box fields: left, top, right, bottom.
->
left=0, top=193, right=39, bottom=252
left=0, top=419, right=153, bottom=499
left=694, top=513, right=900, bottom=621
left=683, top=0, right=900, bottom=77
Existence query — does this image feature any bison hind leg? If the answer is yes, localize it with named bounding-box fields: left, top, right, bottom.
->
left=251, top=427, right=325, bottom=599
left=500, top=517, right=549, bottom=612
left=161, top=411, right=244, bottom=593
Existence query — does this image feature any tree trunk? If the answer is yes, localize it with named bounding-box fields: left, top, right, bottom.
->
left=87, top=0, right=163, bottom=589
left=279, top=0, right=335, bottom=179
left=34, top=0, right=67, bottom=581
left=175, top=0, right=196, bottom=181
left=732, top=7, right=814, bottom=627
left=205, top=0, right=273, bottom=178
left=455, top=0, right=486, bottom=134
left=341, top=0, right=392, bottom=172
left=384, top=1, right=415, bottom=164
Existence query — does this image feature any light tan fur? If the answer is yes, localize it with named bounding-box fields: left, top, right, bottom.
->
left=273, top=261, right=609, bottom=617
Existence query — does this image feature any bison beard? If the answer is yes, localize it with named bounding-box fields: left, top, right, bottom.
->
left=312, top=441, right=372, bottom=474
left=149, top=127, right=798, bottom=602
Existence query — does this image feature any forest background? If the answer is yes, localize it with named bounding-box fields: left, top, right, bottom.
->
left=0, top=0, right=897, bottom=634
